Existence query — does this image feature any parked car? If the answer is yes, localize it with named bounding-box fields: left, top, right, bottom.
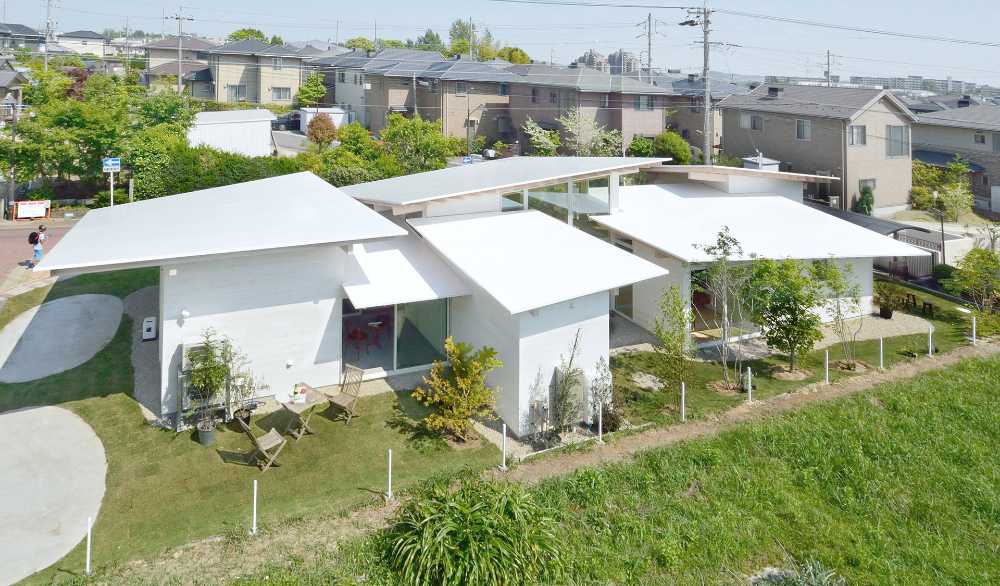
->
left=271, top=111, right=301, bottom=131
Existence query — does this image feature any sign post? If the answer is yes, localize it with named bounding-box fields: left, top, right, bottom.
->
left=102, top=157, right=121, bottom=207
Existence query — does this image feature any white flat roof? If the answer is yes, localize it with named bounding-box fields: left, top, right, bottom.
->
left=342, top=156, right=668, bottom=207
left=648, top=164, right=840, bottom=183
left=38, top=172, right=407, bottom=273
left=592, top=184, right=929, bottom=263
left=410, top=211, right=667, bottom=314
left=343, top=234, right=470, bottom=309
left=192, top=108, right=276, bottom=125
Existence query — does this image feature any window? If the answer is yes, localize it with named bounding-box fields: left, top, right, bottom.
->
left=974, top=132, right=986, bottom=145
left=530, top=87, right=539, bottom=103
left=455, top=81, right=467, bottom=94
left=635, top=95, right=653, bottom=111
left=885, top=125, right=909, bottom=157
left=859, top=178, right=876, bottom=192
left=795, top=119, right=812, bottom=141
left=994, top=133, right=1000, bottom=153
left=498, top=82, right=509, bottom=96
left=271, top=87, right=291, bottom=101
left=272, top=57, right=283, bottom=70
left=601, top=93, right=610, bottom=108
left=353, top=73, right=359, bottom=85
left=849, top=125, right=867, bottom=146
left=739, top=112, right=763, bottom=130
left=226, top=84, right=247, bottom=102
left=337, top=71, right=346, bottom=83
left=549, top=91, right=558, bottom=104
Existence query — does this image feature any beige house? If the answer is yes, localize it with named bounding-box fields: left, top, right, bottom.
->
left=208, top=39, right=304, bottom=104
left=144, top=35, right=216, bottom=71
left=719, top=84, right=918, bottom=213
left=143, top=36, right=216, bottom=96
left=912, top=104, right=1000, bottom=214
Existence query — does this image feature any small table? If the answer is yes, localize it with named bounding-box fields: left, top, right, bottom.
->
left=281, top=386, right=327, bottom=440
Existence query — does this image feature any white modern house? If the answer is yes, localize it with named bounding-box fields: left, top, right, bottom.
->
left=186, top=109, right=276, bottom=157
left=38, top=159, right=669, bottom=437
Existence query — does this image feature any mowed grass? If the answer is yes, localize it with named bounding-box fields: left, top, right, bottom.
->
left=615, top=281, right=974, bottom=426
left=266, top=354, right=1000, bottom=585
left=0, top=270, right=499, bottom=583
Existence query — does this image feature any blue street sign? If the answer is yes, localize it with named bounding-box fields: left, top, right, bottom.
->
left=102, top=157, right=121, bottom=173
left=462, top=155, right=472, bottom=165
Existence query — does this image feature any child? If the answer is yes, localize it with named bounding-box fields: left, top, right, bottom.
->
left=28, top=224, right=46, bottom=269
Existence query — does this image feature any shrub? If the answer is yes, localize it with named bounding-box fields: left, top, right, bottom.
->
left=852, top=185, right=874, bottom=215
left=943, top=247, right=1000, bottom=311
left=306, top=112, right=337, bottom=150
left=385, top=476, right=564, bottom=586
left=412, top=337, right=502, bottom=441
left=652, top=130, right=692, bottom=164
left=874, top=281, right=906, bottom=312
left=932, top=263, right=955, bottom=283
left=628, top=135, right=654, bottom=157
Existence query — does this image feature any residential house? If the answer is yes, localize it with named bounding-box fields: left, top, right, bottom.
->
left=656, top=73, right=751, bottom=155
left=912, top=104, right=1000, bottom=214
left=143, top=36, right=216, bottom=96
left=902, top=93, right=983, bottom=114
left=38, top=158, right=669, bottom=437
left=718, top=84, right=918, bottom=213
left=208, top=39, right=305, bottom=104
left=57, top=30, right=108, bottom=56
left=0, top=23, right=43, bottom=51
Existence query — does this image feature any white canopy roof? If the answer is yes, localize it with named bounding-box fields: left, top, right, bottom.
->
left=410, top=211, right=667, bottom=314
left=38, top=172, right=407, bottom=273
left=343, top=234, right=470, bottom=309
left=342, top=156, right=667, bottom=207
left=192, top=108, right=276, bottom=124
left=592, top=184, right=928, bottom=263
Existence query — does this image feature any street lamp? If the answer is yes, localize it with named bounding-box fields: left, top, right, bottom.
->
left=932, top=190, right=947, bottom=264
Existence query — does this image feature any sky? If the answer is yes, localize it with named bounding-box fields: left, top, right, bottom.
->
left=11, top=0, right=1000, bottom=86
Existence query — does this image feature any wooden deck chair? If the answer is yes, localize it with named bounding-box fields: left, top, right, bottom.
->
left=329, top=364, right=364, bottom=424
left=237, top=417, right=287, bottom=472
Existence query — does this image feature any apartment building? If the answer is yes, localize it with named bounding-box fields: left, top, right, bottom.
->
left=719, top=84, right=918, bottom=213
left=912, top=104, right=1000, bottom=213
left=208, top=39, right=305, bottom=104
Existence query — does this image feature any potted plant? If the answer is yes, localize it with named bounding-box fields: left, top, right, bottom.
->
left=220, top=337, right=268, bottom=430
left=186, top=329, right=227, bottom=446
left=874, top=281, right=901, bottom=319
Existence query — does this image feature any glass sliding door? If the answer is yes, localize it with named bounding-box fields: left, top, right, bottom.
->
left=395, top=299, right=448, bottom=369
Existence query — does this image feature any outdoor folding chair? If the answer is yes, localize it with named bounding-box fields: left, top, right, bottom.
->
left=237, top=417, right=287, bottom=472
left=329, top=364, right=364, bottom=424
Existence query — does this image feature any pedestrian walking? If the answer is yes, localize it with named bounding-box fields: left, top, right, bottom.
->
left=27, top=224, right=46, bottom=269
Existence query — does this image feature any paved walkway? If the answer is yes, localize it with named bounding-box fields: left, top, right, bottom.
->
left=816, top=312, right=930, bottom=350
left=0, top=406, right=107, bottom=586
left=0, top=294, right=123, bottom=382
left=125, top=287, right=161, bottom=421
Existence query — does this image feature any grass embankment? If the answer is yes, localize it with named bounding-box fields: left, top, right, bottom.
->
left=238, top=354, right=1000, bottom=585
left=0, top=271, right=498, bottom=583
left=615, top=282, right=973, bottom=426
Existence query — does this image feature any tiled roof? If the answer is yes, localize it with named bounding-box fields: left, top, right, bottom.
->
left=0, top=23, right=41, bottom=37
left=504, top=63, right=673, bottom=94
left=208, top=39, right=302, bottom=57
left=147, top=61, right=212, bottom=81
left=718, top=84, right=913, bottom=120
left=915, top=104, right=1000, bottom=131
left=143, top=35, right=217, bottom=51
left=61, top=30, right=106, bottom=40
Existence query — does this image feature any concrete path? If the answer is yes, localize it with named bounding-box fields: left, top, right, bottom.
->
left=0, top=294, right=123, bottom=383
left=816, top=312, right=931, bottom=350
left=0, top=406, right=107, bottom=586
left=124, top=287, right=161, bottom=421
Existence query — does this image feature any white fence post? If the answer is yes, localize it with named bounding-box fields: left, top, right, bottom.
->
left=824, top=350, right=830, bottom=384
left=680, top=381, right=686, bottom=422
left=972, top=316, right=977, bottom=346
left=85, top=516, right=93, bottom=576
left=597, top=404, right=604, bottom=444
left=251, top=479, right=258, bottom=535
left=928, top=326, right=934, bottom=357
left=746, top=367, right=752, bottom=402
left=879, top=337, right=884, bottom=370
left=386, top=449, right=394, bottom=501
left=500, top=423, right=509, bottom=470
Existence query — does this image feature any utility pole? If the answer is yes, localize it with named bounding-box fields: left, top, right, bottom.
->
left=468, top=16, right=475, bottom=59
left=373, top=19, right=377, bottom=51
left=680, top=5, right=712, bottom=164
left=124, top=18, right=130, bottom=78
left=164, top=11, right=193, bottom=95
left=43, top=0, right=54, bottom=72
left=826, top=49, right=831, bottom=87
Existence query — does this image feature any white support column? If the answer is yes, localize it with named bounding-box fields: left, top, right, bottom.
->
left=521, top=188, right=528, bottom=210
left=567, top=180, right=576, bottom=227
left=609, top=172, right=621, bottom=211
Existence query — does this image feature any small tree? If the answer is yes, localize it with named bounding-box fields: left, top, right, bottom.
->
left=412, top=337, right=502, bottom=441
left=653, top=130, right=692, bottom=164
left=522, top=117, right=560, bottom=156
left=380, top=113, right=451, bottom=173
left=296, top=72, right=327, bottom=108
left=653, top=285, right=692, bottom=386
left=628, top=135, right=654, bottom=157
left=556, top=107, right=620, bottom=156
left=814, top=259, right=863, bottom=369
left=227, top=28, right=267, bottom=43
left=976, top=222, right=1000, bottom=253
left=753, top=259, right=824, bottom=371
left=306, top=112, right=337, bottom=150
left=497, top=46, right=531, bottom=64
left=589, top=356, right=613, bottom=429
left=344, top=37, right=375, bottom=51
left=852, top=185, right=874, bottom=216
left=944, top=247, right=1000, bottom=312
left=269, top=35, right=284, bottom=46
left=550, top=331, right=584, bottom=434
left=186, top=329, right=228, bottom=423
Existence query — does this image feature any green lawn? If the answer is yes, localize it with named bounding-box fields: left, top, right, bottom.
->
left=890, top=208, right=991, bottom=226
left=614, top=281, right=974, bottom=426
left=243, top=354, right=1000, bottom=585
left=0, top=271, right=498, bottom=583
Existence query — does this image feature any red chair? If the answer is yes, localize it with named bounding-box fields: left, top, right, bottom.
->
left=347, top=328, right=368, bottom=359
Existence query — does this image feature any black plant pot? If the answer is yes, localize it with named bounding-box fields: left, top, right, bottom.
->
left=879, top=306, right=894, bottom=319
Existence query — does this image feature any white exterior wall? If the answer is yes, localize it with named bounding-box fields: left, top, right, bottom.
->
left=159, top=246, right=346, bottom=416
left=719, top=176, right=805, bottom=202
left=424, top=193, right=501, bottom=217
left=816, top=257, right=874, bottom=322
left=334, top=71, right=367, bottom=127
left=187, top=119, right=274, bottom=157
left=299, top=107, right=348, bottom=132
left=517, top=291, right=610, bottom=436
left=631, top=242, right=689, bottom=335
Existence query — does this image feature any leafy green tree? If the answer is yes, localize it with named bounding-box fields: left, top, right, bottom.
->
left=411, top=29, right=444, bottom=52
left=268, top=34, right=284, bottom=46
left=296, top=72, right=327, bottom=108
left=412, top=337, right=502, bottom=441
left=344, top=36, right=375, bottom=52
left=381, top=39, right=406, bottom=48
left=852, top=185, right=874, bottom=215
left=911, top=157, right=973, bottom=221
left=135, top=92, right=194, bottom=130
left=448, top=19, right=474, bottom=49
left=752, top=259, right=824, bottom=371
left=497, top=46, right=530, bottom=64
left=944, top=247, right=1000, bottom=312
left=306, top=113, right=337, bottom=150
left=379, top=113, right=451, bottom=173
left=522, top=117, right=560, bottom=156
left=336, top=121, right=381, bottom=159
left=653, top=285, right=693, bottom=386
left=122, top=124, right=189, bottom=200
left=653, top=130, right=692, bottom=164
left=227, top=28, right=267, bottom=43
left=628, top=135, right=654, bottom=157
